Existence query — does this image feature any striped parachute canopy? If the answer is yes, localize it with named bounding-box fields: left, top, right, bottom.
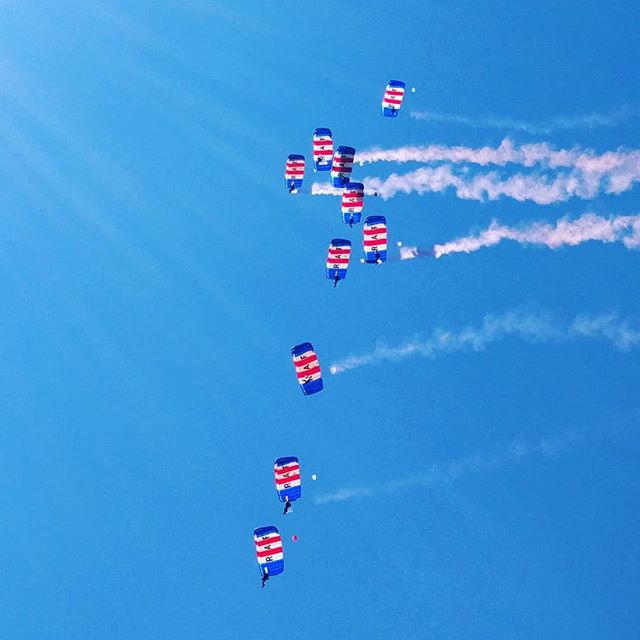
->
left=274, top=456, right=301, bottom=503
left=341, top=182, right=364, bottom=226
left=326, top=239, right=351, bottom=286
left=291, top=342, right=323, bottom=395
left=331, top=146, right=356, bottom=188
left=313, top=128, right=333, bottom=172
left=254, top=526, right=284, bottom=577
left=285, top=154, right=305, bottom=192
left=363, top=215, right=388, bottom=264
left=381, top=80, right=406, bottom=117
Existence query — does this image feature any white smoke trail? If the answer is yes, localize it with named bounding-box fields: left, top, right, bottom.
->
left=433, top=212, right=640, bottom=258
left=343, top=164, right=640, bottom=203
left=315, top=429, right=584, bottom=504
left=396, top=241, right=432, bottom=260
left=355, top=139, right=640, bottom=178
left=409, top=105, right=638, bottom=134
left=399, top=245, right=420, bottom=260
left=314, top=142, right=640, bottom=203
left=328, top=310, right=640, bottom=375
left=311, top=183, right=343, bottom=196
left=316, top=413, right=640, bottom=505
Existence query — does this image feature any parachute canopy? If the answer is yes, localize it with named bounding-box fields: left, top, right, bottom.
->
left=313, top=128, right=333, bottom=172
left=291, top=342, right=323, bottom=395
left=381, top=80, right=406, bottom=117
left=285, top=154, right=305, bottom=192
left=364, top=215, right=388, bottom=263
left=254, top=526, right=284, bottom=576
left=326, top=239, right=352, bottom=284
left=274, top=456, right=301, bottom=503
left=331, top=146, right=356, bottom=188
left=341, top=182, right=364, bottom=226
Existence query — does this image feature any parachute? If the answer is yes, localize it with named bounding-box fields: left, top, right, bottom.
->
left=341, top=182, right=364, bottom=226
left=381, top=80, right=406, bottom=118
left=313, top=128, right=333, bottom=172
left=363, top=215, right=388, bottom=264
left=274, top=456, right=302, bottom=504
left=326, top=239, right=352, bottom=287
left=285, top=154, right=305, bottom=192
left=254, top=526, right=284, bottom=578
left=291, top=342, right=323, bottom=395
left=331, top=146, right=356, bottom=188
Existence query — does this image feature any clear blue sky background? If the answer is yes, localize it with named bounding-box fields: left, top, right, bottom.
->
left=0, top=2, right=639, bottom=639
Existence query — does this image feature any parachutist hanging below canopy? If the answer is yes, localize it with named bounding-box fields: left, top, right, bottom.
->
left=285, top=154, right=305, bottom=193
left=326, top=239, right=352, bottom=287
left=313, top=128, right=333, bottom=172
left=254, top=526, right=284, bottom=588
left=381, top=80, right=406, bottom=117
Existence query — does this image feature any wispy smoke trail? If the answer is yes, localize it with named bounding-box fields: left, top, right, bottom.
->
left=355, top=139, right=640, bottom=177
left=315, top=429, right=584, bottom=504
left=311, top=183, right=344, bottom=196
left=314, top=140, right=640, bottom=203
left=409, top=105, right=638, bottom=135
left=433, top=212, right=640, bottom=258
left=332, top=164, right=640, bottom=203
left=328, top=310, right=640, bottom=375
left=396, top=241, right=432, bottom=260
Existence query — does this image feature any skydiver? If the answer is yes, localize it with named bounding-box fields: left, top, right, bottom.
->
left=375, top=250, right=381, bottom=263
left=333, top=274, right=340, bottom=288
left=283, top=499, right=293, bottom=515
left=261, top=571, right=269, bottom=588
left=349, top=215, right=354, bottom=228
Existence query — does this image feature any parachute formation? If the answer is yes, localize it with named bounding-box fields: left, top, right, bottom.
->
left=285, top=154, right=305, bottom=193
left=326, top=239, right=352, bottom=287
left=257, top=81, right=404, bottom=587
left=363, top=216, right=388, bottom=264
left=313, top=128, right=333, bottom=172
left=341, top=182, right=365, bottom=227
left=291, top=342, right=323, bottom=395
left=381, top=80, right=406, bottom=117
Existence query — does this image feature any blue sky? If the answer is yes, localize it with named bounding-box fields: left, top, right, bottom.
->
left=0, top=2, right=639, bottom=638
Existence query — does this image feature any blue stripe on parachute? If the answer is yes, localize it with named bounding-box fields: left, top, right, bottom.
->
left=364, top=215, right=387, bottom=264
left=291, top=342, right=323, bottom=396
left=274, top=456, right=301, bottom=503
left=343, top=212, right=362, bottom=225
left=254, top=526, right=284, bottom=576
